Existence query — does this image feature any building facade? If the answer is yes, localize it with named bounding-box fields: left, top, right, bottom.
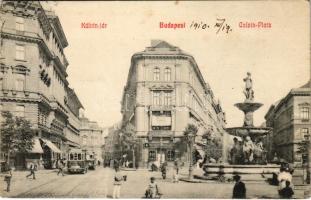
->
left=80, top=117, right=104, bottom=164
left=121, top=40, right=226, bottom=168
left=103, top=123, right=122, bottom=166
left=0, top=1, right=83, bottom=169
left=265, top=81, right=311, bottom=165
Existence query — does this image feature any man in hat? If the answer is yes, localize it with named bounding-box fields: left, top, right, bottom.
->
left=232, top=174, right=246, bottom=199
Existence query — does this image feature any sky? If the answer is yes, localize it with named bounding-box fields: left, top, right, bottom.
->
left=42, top=1, right=310, bottom=128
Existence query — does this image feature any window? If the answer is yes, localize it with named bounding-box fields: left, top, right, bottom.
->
left=78, top=154, right=81, bottom=160
left=148, top=150, right=156, bottom=161
left=302, top=128, right=309, bottom=140
left=152, top=91, right=161, bottom=105
left=15, top=17, right=24, bottom=31
left=163, top=91, right=172, bottom=106
left=153, top=67, right=160, bottom=81
left=300, top=107, right=309, bottom=120
left=164, top=67, right=171, bottom=81
left=15, top=44, right=25, bottom=60
left=167, top=150, right=175, bottom=161
left=16, top=105, right=25, bottom=117
left=15, top=77, right=24, bottom=91
left=70, top=153, right=74, bottom=160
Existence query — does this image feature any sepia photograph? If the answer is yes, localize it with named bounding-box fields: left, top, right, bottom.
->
left=0, top=0, right=310, bottom=199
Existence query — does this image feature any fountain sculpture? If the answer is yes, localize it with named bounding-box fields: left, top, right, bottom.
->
left=203, top=73, right=280, bottom=181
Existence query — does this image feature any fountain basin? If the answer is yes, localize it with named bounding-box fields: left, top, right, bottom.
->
left=202, top=163, right=280, bottom=182
left=235, top=102, right=263, bottom=113
left=226, top=127, right=272, bottom=138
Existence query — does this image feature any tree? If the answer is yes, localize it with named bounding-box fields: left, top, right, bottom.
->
left=1, top=111, right=35, bottom=166
left=183, top=124, right=198, bottom=180
left=119, top=123, right=138, bottom=169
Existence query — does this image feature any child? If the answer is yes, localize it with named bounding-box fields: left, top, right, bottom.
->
left=145, top=177, right=161, bottom=198
left=112, top=167, right=124, bottom=198
left=279, top=181, right=294, bottom=199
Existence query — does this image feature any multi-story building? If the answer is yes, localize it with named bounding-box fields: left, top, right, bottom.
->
left=80, top=117, right=104, bottom=164
left=265, top=80, right=311, bottom=164
left=121, top=40, right=226, bottom=168
left=0, top=1, right=83, bottom=169
left=103, top=123, right=121, bottom=166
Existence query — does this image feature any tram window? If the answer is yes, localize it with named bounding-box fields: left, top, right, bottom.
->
left=78, top=154, right=81, bottom=160
left=74, top=153, right=78, bottom=160
left=70, top=153, right=73, bottom=160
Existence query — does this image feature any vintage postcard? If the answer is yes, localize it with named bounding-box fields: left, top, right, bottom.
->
left=0, top=0, right=310, bottom=199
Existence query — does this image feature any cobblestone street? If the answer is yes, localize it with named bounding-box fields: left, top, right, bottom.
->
left=1, top=167, right=303, bottom=198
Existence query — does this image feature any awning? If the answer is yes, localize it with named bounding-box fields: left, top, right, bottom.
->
left=41, top=139, right=62, bottom=153
left=29, top=138, right=44, bottom=154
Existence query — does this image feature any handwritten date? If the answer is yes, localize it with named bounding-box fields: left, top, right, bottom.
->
left=189, top=18, right=232, bottom=34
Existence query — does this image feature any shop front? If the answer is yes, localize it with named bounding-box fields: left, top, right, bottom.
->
left=40, top=138, right=62, bottom=169
left=25, top=137, right=44, bottom=169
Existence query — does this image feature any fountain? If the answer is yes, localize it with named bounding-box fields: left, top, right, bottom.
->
left=203, top=72, right=280, bottom=181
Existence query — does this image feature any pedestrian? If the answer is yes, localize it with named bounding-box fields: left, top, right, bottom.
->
left=26, top=164, right=36, bottom=179
left=173, top=160, right=179, bottom=183
left=112, top=167, right=125, bottom=198
left=160, top=162, right=167, bottom=179
left=145, top=177, right=161, bottom=198
left=278, top=167, right=293, bottom=195
left=279, top=180, right=294, bottom=199
left=232, top=174, right=246, bottom=199
left=57, top=159, right=65, bottom=176
left=3, top=163, right=12, bottom=192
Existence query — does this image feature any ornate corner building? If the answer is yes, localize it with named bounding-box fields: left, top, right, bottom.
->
left=0, top=1, right=83, bottom=169
left=121, top=40, right=226, bottom=168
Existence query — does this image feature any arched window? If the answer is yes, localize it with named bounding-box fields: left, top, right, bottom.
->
left=164, top=67, right=171, bottom=81
left=153, top=67, right=160, bottom=81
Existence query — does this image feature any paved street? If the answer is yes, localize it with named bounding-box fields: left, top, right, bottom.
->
left=1, top=166, right=297, bottom=198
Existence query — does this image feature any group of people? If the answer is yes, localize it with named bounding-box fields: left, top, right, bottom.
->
left=232, top=162, right=295, bottom=199
left=230, top=136, right=266, bottom=165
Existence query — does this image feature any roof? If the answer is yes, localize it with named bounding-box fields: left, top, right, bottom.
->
left=134, top=40, right=189, bottom=56
left=130, top=40, right=217, bottom=105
